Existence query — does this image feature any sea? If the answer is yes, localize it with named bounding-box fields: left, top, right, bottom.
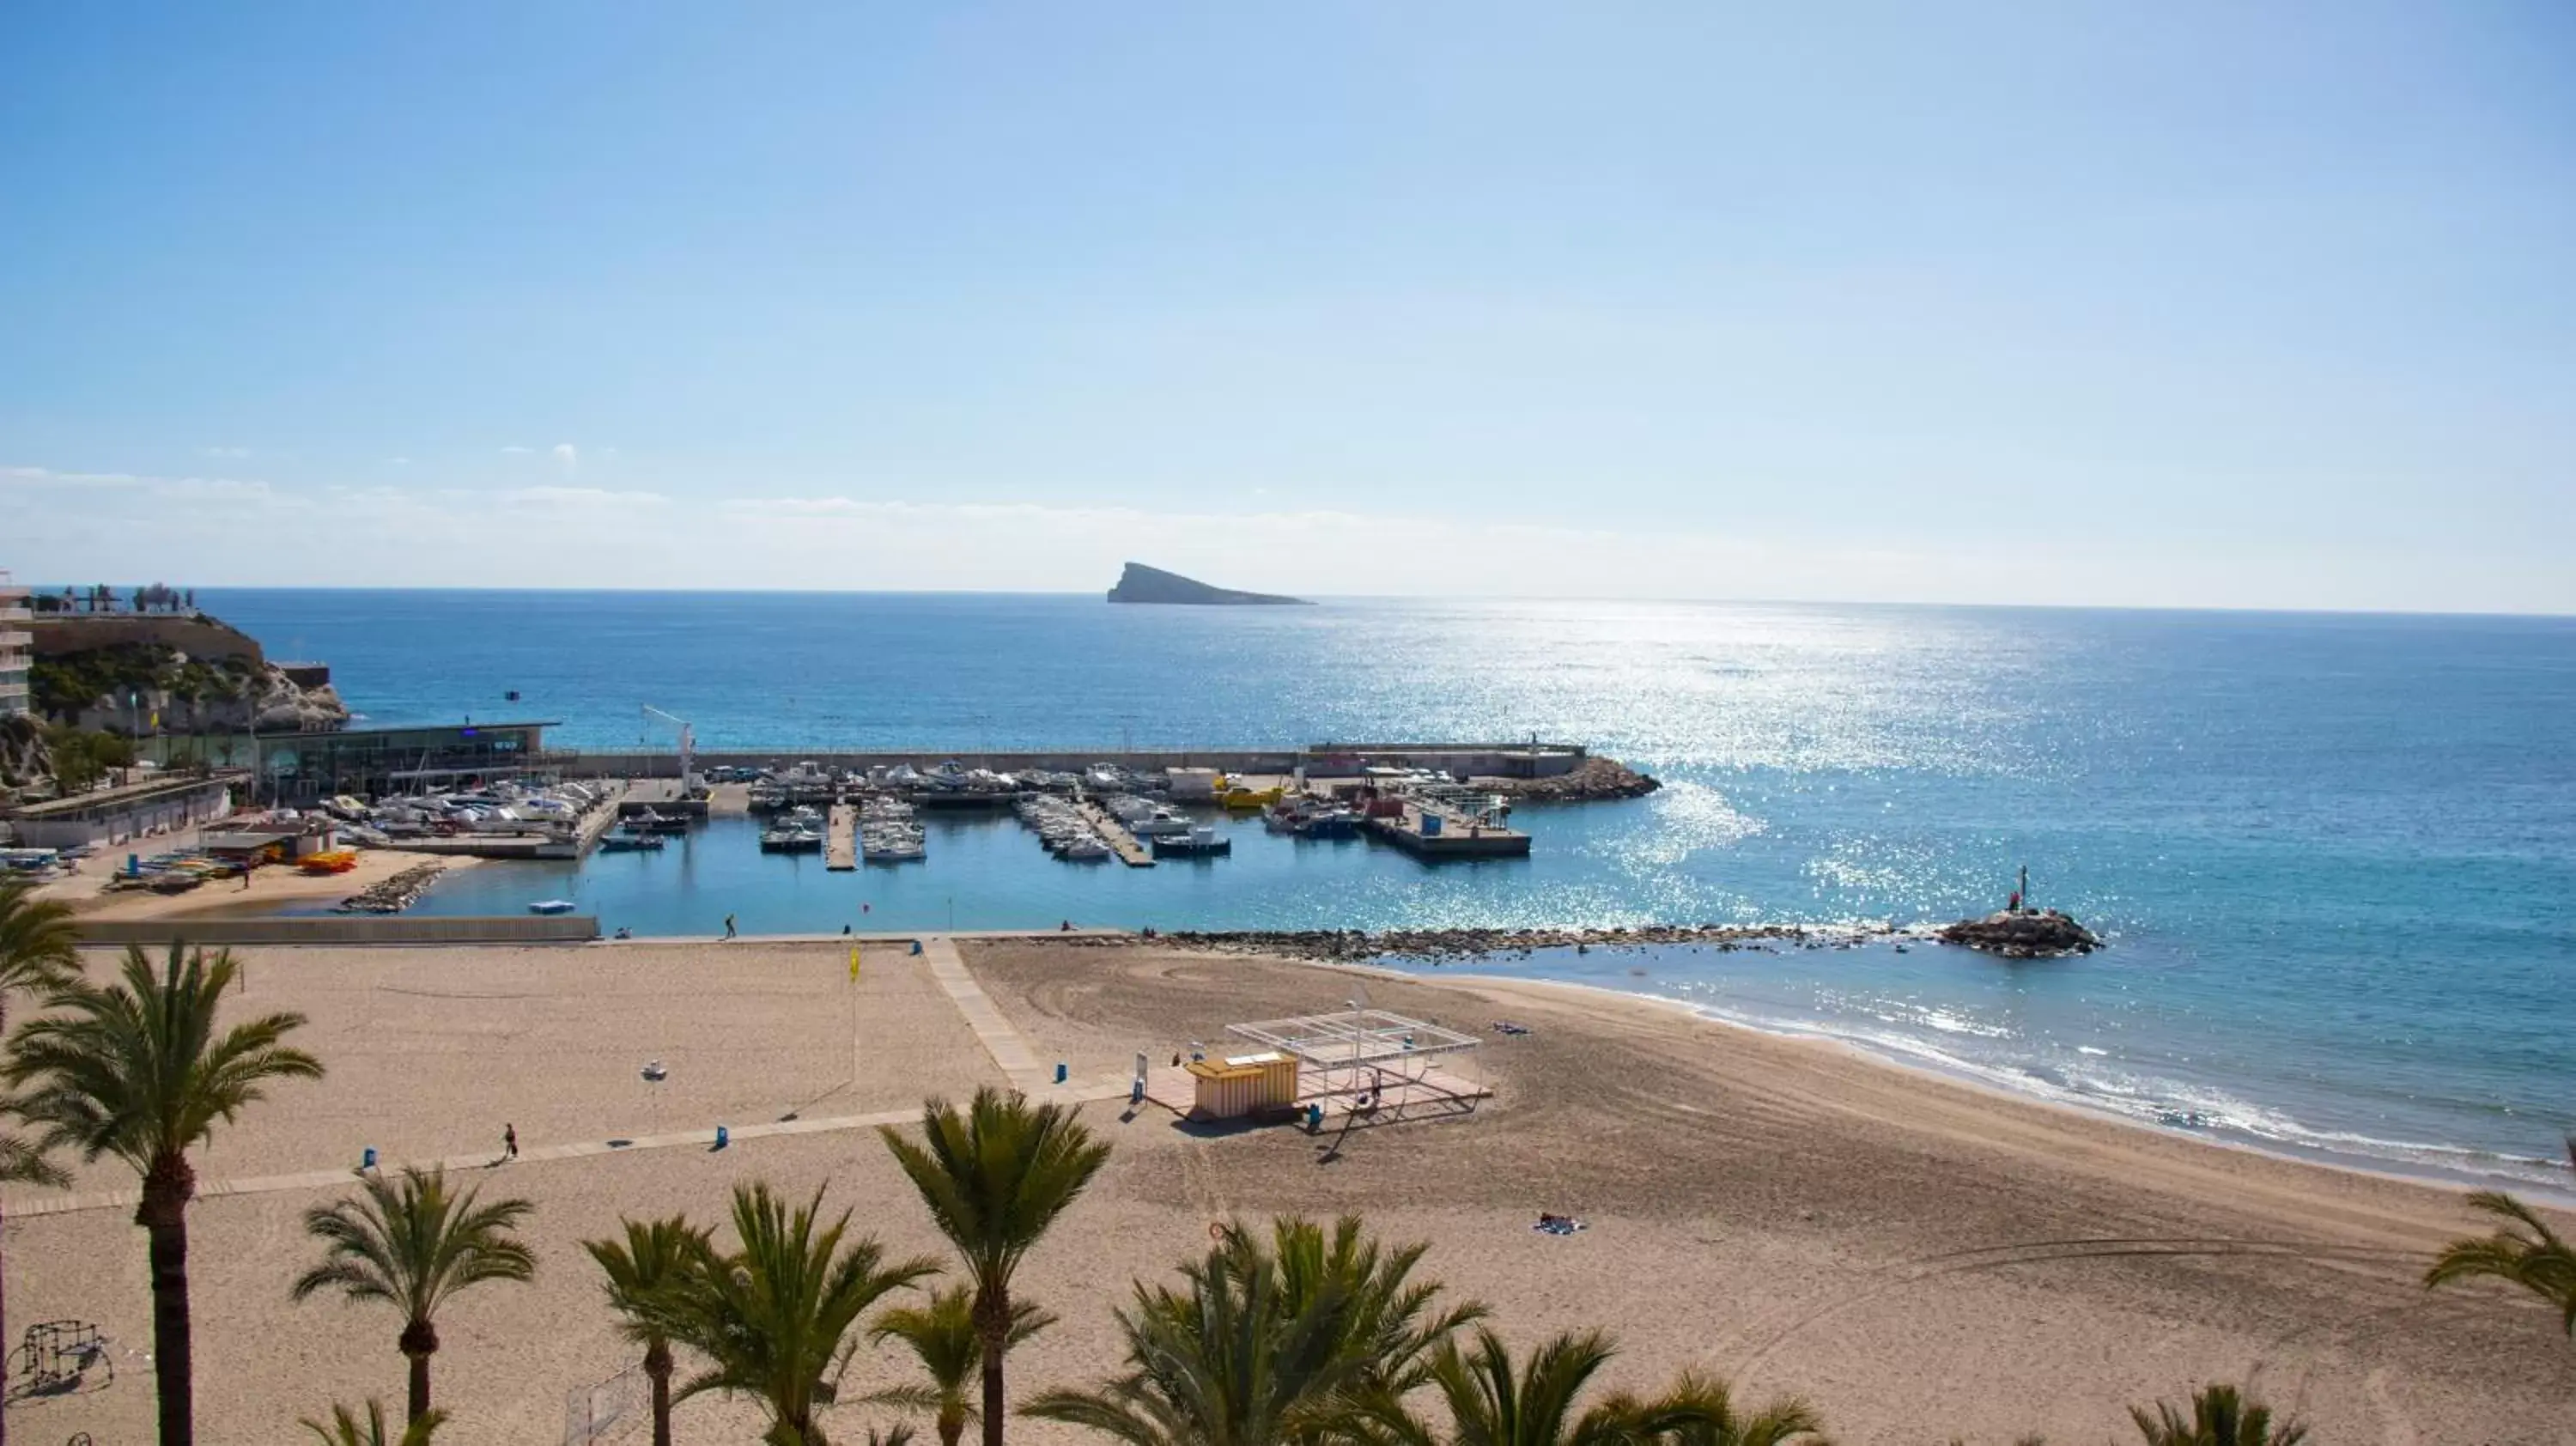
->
left=194, top=589, right=2576, bottom=1194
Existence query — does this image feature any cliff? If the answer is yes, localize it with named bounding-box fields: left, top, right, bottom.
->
left=1107, top=562, right=1309, bottom=606
left=31, top=641, right=349, bottom=734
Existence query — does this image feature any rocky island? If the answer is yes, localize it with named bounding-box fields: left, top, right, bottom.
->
left=1107, top=562, right=1309, bottom=605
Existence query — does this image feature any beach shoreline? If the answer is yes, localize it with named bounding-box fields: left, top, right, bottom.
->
left=9, top=934, right=2571, bottom=1443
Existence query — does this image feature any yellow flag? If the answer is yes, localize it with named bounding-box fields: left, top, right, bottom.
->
left=848, top=945, right=861, bottom=981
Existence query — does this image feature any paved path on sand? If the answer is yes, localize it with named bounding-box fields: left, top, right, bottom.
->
left=919, top=933, right=1053, bottom=1089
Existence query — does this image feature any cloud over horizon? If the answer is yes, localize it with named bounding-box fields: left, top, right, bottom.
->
left=6, top=459, right=2569, bottom=614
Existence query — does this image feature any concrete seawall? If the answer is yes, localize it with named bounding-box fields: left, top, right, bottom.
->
left=548, top=742, right=1588, bottom=781
left=75, top=914, right=600, bottom=947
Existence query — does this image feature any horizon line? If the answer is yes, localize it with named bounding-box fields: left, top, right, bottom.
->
left=20, top=580, right=2574, bottom=623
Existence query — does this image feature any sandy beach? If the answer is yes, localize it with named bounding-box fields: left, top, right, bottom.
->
left=6, top=937, right=2569, bottom=1444
left=31, top=841, right=481, bottom=920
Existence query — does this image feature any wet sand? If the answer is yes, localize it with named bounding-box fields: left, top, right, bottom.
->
left=5, top=938, right=2568, bottom=1444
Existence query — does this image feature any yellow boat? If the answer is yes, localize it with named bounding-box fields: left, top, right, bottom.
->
left=1220, top=786, right=1283, bottom=811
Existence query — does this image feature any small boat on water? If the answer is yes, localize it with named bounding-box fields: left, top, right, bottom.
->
left=1059, top=835, right=1112, bottom=861
left=1151, top=824, right=1232, bottom=858
left=527, top=899, right=579, bottom=915
left=759, top=824, right=823, bottom=854
left=598, top=832, right=665, bottom=853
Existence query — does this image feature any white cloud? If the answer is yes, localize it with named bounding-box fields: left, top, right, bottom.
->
left=499, top=445, right=535, bottom=455
left=384, top=457, right=412, bottom=466
left=6, top=461, right=2572, bottom=612
left=199, top=446, right=253, bottom=459
left=551, top=442, right=578, bottom=474
left=505, top=485, right=665, bottom=508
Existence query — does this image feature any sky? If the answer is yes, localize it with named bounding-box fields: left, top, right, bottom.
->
left=3, top=3, right=2571, bottom=610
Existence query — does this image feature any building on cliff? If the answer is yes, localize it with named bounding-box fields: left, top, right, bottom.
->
left=0, top=572, right=31, bottom=719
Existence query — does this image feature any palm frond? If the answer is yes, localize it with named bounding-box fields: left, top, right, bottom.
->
left=660, top=1180, right=937, bottom=1443
left=301, top=1398, right=448, bottom=1444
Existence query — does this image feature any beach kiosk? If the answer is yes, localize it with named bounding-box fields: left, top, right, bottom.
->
left=1186, top=1050, right=1300, bottom=1121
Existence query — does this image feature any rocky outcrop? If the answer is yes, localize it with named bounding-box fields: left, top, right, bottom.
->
left=39, top=643, right=349, bottom=734
left=0, top=714, right=49, bottom=794
left=1108, top=563, right=1309, bottom=605
left=1485, top=756, right=1662, bottom=801
left=1937, top=909, right=2099, bottom=958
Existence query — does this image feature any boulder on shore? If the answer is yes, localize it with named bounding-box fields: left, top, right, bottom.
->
left=1938, top=909, right=2100, bottom=959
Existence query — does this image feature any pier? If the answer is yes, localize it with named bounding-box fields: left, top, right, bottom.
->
left=827, top=804, right=858, bottom=871
left=1075, top=799, right=1157, bottom=866
left=1360, top=800, right=1530, bottom=860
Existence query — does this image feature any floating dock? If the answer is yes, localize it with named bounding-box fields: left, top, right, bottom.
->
left=826, top=804, right=857, bottom=871
left=1360, top=802, right=1530, bottom=860
left=1075, top=800, right=1157, bottom=866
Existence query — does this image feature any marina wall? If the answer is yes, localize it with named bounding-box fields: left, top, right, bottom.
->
left=74, top=914, right=601, bottom=947
left=546, top=743, right=1585, bottom=781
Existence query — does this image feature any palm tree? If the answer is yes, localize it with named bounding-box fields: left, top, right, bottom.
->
left=2127, top=1383, right=2306, bottom=1446
left=0, top=1116, right=70, bottom=1446
left=586, top=1214, right=711, bottom=1446
left=0, top=877, right=80, bottom=1446
left=1023, top=1224, right=1388, bottom=1446
left=865, top=1285, right=1055, bottom=1446
left=2424, top=1134, right=2576, bottom=1339
left=659, top=1181, right=939, bottom=1446
left=292, top=1166, right=536, bottom=1425
left=4, top=940, right=322, bottom=1446
left=1394, top=1328, right=1821, bottom=1446
left=301, top=1400, right=448, bottom=1445
left=1249, top=1216, right=1486, bottom=1396
left=0, top=876, right=81, bottom=1024
left=879, top=1086, right=1111, bottom=1446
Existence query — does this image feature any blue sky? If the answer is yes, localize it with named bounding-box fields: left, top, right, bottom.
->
left=4, top=3, right=2570, bottom=609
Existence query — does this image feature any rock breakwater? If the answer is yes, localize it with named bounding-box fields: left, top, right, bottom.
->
left=1065, top=920, right=1896, bottom=963
left=1936, top=909, right=2099, bottom=958
left=336, top=861, right=446, bottom=914
left=1488, top=756, right=1661, bottom=801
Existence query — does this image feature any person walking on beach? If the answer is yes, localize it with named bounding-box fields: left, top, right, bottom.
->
left=722, top=912, right=737, bottom=940
left=502, top=1123, right=518, bottom=1161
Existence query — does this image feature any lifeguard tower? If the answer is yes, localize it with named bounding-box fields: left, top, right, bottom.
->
left=1141, top=998, right=1488, bottom=1126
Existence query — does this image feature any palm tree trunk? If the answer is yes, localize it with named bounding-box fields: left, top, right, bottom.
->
left=647, top=1343, right=673, bottom=1446
left=976, top=1291, right=1008, bottom=1446
left=407, top=1348, right=432, bottom=1423
left=399, top=1318, right=440, bottom=1423
left=1, top=1197, right=10, bottom=1446
left=140, top=1173, right=195, bottom=1446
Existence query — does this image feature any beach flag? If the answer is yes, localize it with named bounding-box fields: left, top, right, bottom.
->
left=849, top=945, right=861, bottom=981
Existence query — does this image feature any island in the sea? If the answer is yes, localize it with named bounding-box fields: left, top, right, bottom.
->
left=1106, top=562, right=1309, bottom=605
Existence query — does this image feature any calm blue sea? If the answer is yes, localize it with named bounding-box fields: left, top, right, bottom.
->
left=196, top=590, right=2576, bottom=1191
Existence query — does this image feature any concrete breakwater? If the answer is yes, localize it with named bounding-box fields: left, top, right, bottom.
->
left=549, top=741, right=1649, bottom=790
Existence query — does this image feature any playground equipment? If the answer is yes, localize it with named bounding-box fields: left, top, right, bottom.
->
left=6, top=1320, right=112, bottom=1400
